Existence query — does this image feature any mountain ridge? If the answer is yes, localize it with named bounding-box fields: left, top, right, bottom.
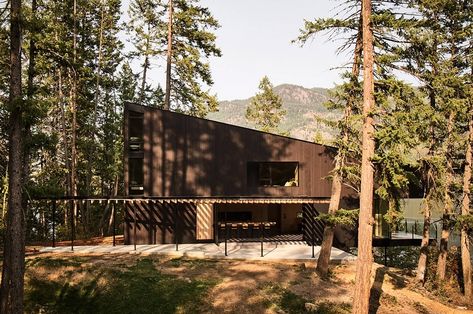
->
left=207, top=84, right=339, bottom=142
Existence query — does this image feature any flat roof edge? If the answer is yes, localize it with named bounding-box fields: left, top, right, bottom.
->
left=123, top=102, right=336, bottom=149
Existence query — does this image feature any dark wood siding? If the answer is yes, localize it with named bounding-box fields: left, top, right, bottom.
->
left=124, top=201, right=197, bottom=245
left=125, top=103, right=336, bottom=198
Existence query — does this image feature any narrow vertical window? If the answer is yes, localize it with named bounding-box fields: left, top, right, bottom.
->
left=129, top=111, right=144, bottom=151
left=129, top=158, right=144, bottom=195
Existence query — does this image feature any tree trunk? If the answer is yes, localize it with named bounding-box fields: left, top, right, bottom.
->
left=164, top=0, right=173, bottom=110
left=461, top=104, right=473, bottom=300
left=316, top=15, right=362, bottom=277
left=98, top=175, right=120, bottom=235
left=139, top=23, right=151, bottom=103
left=416, top=199, right=431, bottom=282
left=24, top=0, right=37, bottom=188
left=437, top=110, right=455, bottom=281
left=316, top=172, right=342, bottom=275
left=84, top=2, right=106, bottom=234
left=58, top=68, right=71, bottom=225
left=2, top=165, right=8, bottom=220
left=353, top=0, right=375, bottom=312
left=0, top=0, right=25, bottom=312
left=417, top=93, right=436, bottom=284
left=70, top=0, right=79, bottom=223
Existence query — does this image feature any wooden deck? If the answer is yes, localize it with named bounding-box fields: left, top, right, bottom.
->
left=372, top=231, right=432, bottom=247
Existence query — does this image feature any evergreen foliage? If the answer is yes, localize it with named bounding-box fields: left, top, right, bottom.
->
left=0, top=0, right=221, bottom=241
left=245, top=76, right=287, bottom=134
left=127, top=0, right=221, bottom=116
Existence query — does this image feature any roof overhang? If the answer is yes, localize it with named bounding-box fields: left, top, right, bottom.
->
left=32, top=196, right=330, bottom=204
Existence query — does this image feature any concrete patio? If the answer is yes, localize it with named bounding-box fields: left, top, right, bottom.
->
left=39, top=242, right=356, bottom=263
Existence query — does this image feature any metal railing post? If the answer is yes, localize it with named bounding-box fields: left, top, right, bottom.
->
left=175, top=206, right=179, bottom=251
left=215, top=221, right=219, bottom=246
left=224, top=223, right=228, bottom=256
left=112, top=201, right=116, bottom=247
left=312, top=232, right=315, bottom=258
left=70, top=200, right=74, bottom=251
left=133, top=201, right=137, bottom=251
left=52, top=200, right=56, bottom=248
left=260, top=223, right=264, bottom=257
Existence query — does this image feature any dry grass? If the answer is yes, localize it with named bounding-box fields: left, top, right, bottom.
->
left=21, top=253, right=473, bottom=314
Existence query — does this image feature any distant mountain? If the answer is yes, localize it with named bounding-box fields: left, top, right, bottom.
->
left=207, top=84, right=340, bottom=142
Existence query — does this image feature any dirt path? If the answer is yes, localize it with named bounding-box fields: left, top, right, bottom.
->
left=335, top=262, right=472, bottom=314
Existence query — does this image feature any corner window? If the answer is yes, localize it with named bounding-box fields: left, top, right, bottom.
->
left=247, top=162, right=299, bottom=187
left=128, top=111, right=143, bottom=152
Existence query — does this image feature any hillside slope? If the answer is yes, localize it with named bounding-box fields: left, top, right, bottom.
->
left=207, top=84, right=340, bottom=142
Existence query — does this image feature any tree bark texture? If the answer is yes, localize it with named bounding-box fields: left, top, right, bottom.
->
left=417, top=108, right=436, bottom=284
left=0, top=0, right=26, bottom=312
left=461, top=105, right=473, bottom=300
left=139, top=22, right=150, bottom=103
left=416, top=198, right=431, bottom=283
left=316, top=16, right=363, bottom=276
left=437, top=111, right=455, bottom=281
left=316, top=173, right=341, bottom=275
left=353, top=0, right=375, bottom=312
left=70, top=0, right=79, bottom=223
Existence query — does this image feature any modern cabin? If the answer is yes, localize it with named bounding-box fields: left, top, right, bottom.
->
left=123, top=103, right=356, bottom=247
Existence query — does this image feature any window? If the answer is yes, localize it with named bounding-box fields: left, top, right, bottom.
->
left=247, top=162, right=299, bottom=187
left=128, top=111, right=143, bottom=151
left=129, top=158, right=144, bottom=195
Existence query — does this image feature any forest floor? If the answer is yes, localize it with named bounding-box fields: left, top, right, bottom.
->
left=22, top=250, right=473, bottom=314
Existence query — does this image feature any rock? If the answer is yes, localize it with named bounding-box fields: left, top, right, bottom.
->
left=305, top=302, right=317, bottom=312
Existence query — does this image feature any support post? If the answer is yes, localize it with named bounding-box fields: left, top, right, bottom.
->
left=133, top=201, right=137, bottom=251
left=312, top=231, right=315, bottom=258
left=260, top=223, right=264, bottom=258
left=70, top=200, right=74, bottom=251
left=112, top=201, right=116, bottom=247
left=52, top=199, right=56, bottom=248
left=224, top=223, right=228, bottom=256
left=174, top=205, right=179, bottom=251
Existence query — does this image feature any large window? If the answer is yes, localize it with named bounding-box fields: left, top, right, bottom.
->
left=129, top=158, right=144, bottom=195
left=128, top=111, right=143, bottom=152
left=247, top=162, right=299, bottom=187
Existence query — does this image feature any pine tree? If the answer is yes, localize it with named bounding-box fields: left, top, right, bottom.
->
left=352, top=0, right=375, bottom=311
left=461, top=101, right=473, bottom=300
left=0, top=0, right=25, bottom=312
left=295, top=0, right=419, bottom=277
left=395, top=0, right=472, bottom=289
left=164, top=0, right=221, bottom=117
left=245, top=76, right=287, bottom=134
left=127, top=0, right=165, bottom=105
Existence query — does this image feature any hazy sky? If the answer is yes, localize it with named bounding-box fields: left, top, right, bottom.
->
left=198, top=0, right=349, bottom=100
left=123, top=1, right=353, bottom=100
